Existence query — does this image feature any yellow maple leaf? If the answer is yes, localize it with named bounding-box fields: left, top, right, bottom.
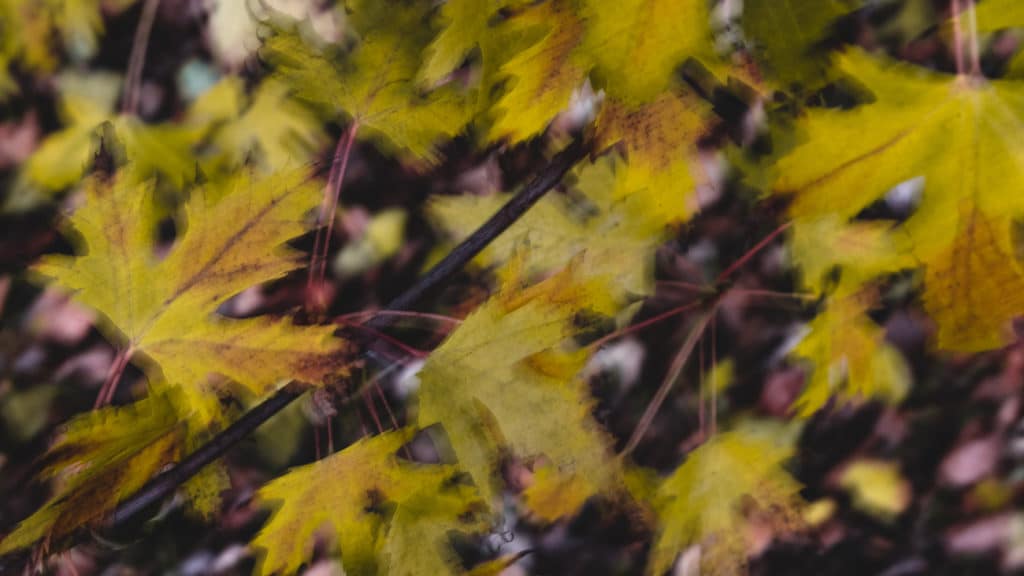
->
left=34, top=169, right=353, bottom=424
left=790, top=293, right=910, bottom=416
left=595, top=92, right=706, bottom=225
left=429, top=156, right=676, bottom=295
left=970, top=0, right=1024, bottom=32
left=21, top=73, right=201, bottom=191
left=415, top=261, right=620, bottom=514
left=486, top=1, right=588, bottom=142
left=921, top=204, right=1024, bottom=352
left=419, top=0, right=509, bottom=86
left=189, top=77, right=327, bottom=173
left=789, top=215, right=912, bottom=296
left=0, top=390, right=184, bottom=553
left=263, top=0, right=471, bottom=164
left=578, top=0, right=720, bottom=104
left=252, top=429, right=486, bottom=576
left=775, top=49, right=1024, bottom=351
left=647, top=423, right=803, bottom=576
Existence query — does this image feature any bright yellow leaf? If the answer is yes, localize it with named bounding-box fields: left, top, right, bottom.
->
left=648, top=423, right=803, bottom=576
left=252, top=429, right=486, bottom=576
left=22, top=75, right=201, bottom=191
left=263, top=0, right=471, bottom=164
left=595, top=93, right=706, bottom=225
left=579, top=0, right=719, bottom=104
left=429, top=155, right=684, bottom=296
left=34, top=170, right=353, bottom=424
left=0, top=391, right=184, bottom=553
left=791, top=293, right=910, bottom=416
left=416, top=261, right=620, bottom=513
left=487, top=1, right=587, bottom=142
left=789, top=215, right=911, bottom=296
left=921, top=204, right=1024, bottom=352
left=190, top=77, right=327, bottom=173
left=775, top=49, right=1024, bottom=351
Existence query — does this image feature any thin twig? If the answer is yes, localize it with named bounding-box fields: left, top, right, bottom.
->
left=308, top=122, right=360, bottom=309
left=620, top=310, right=717, bottom=456
left=122, top=0, right=161, bottom=115
left=965, top=0, right=982, bottom=76
left=715, top=222, right=792, bottom=283
left=94, top=347, right=132, bottom=409
left=952, top=0, right=966, bottom=76
left=588, top=300, right=704, bottom=350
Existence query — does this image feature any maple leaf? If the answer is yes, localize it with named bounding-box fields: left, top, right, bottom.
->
left=594, top=92, right=706, bottom=225
left=646, top=423, right=803, bottom=576
left=971, top=0, right=1024, bottom=32
left=486, top=1, right=587, bottom=142
left=430, top=156, right=677, bottom=295
left=578, top=0, right=720, bottom=104
left=418, top=0, right=509, bottom=86
left=188, top=77, right=327, bottom=173
left=34, top=169, right=353, bottom=424
left=0, top=0, right=138, bottom=97
left=252, top=429, right=486, bottom=576
left=788, top=215, right=911, bottom=296
left=415, top=260, right=620, bottom=514
left=21, top=73, right=200, bottom=192
left=741, top=0, right=860, bottom=89
left=262, top=0, right=471, bottom=164
left=789, top=293, right=910, bottom=416
left=774, top=49, right=1024, bottom=352
left=0, top=390, right=184, bottom=553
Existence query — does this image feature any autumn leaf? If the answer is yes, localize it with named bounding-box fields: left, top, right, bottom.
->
left=189, top=77, right=327, bottom=173
left=594, top=92, right=706, bottom=225
left=263, top=0, right=471, bottom=164
left=485, top=1, right=587, bottom=142
left=578, top=0, right=719, bottom=104
left=419, top=0, right=510, bottom=86
left=415, top=260, right=620, bottom=515
left=970, top=0, right=1024, bottom=32
left=0, top=390, right=184, bottom=553
left=788, top=215, right=911, bottom=296
left=774, top=49, right=1024, bottom=351
left=21, top=73, right=200, bottom=191
left=252, top=429, right=486, bottom=576
left=920, top=204, right=1024, bottom=352
left=34, top=169, right=353, bottom=424
left=741, top=0, right=860, bottom=89
left=646, top=423, right=803, bottom=576
left=790, top=293, right=910, bottom=416
left=430, top=155, right=681, bottom=295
